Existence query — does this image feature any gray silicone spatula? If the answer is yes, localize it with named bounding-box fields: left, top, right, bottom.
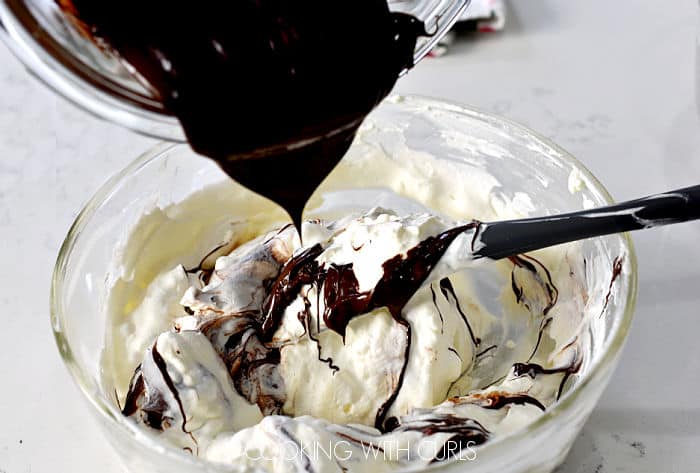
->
left=471, top=184, right=700, bottom=260
left=427, top=184, right=699, bottom=283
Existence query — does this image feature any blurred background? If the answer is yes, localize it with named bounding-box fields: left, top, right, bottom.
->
left=0, top=1, right=699, bottom=472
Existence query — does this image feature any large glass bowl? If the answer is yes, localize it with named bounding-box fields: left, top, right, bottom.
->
left=51, top=96, right=637, bottom=473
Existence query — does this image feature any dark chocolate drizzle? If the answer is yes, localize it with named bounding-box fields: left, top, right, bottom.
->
left=461, top=391, right=546, bottom=412
left=527, top=317, right=553, bottom=362
left=184, top=242, right=230, bottom=286
left=429, top=284, right=445, bottom=334
left=396, top=414, right=490, bottom=463
left=321, top=264, right=373, bottom=341
left=374, top=319, right=411, bottom=431
left=509, top=254, right=559, bottom=316
left=439, top=278, right=481, bottom=346
left=280, top=425, right=314, bottom=473
left=514, top=362, right=567, bottom=378
left=262, top=244, right=324, bottom=338
left=511, top=272, right=524, bottom=303
left=599, top=256, right=624, bottom=318
left=185, top=241, right=228, bottom=273
left=476, top=344, right=498, bottom=358
left=506, top=252, right=584, bottom=401
left=300, top=299, right=340, bottom=374
left=123, top=368, right=172, bottom=431
left=448, top=347, right=462, bottom=361
left=122, top=367, right=153, bottom=423
left=512, top=356, right=582, bottom=401
left=151, top=345, right=198, bottom=450
left=122, top=347, right=198, bottom=451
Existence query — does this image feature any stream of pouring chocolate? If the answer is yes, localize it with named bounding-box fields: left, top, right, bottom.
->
left=58, top=0, right=428, bottom=227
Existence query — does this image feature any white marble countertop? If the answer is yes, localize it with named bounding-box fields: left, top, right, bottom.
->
left=1, top=1, right=699, bottom=472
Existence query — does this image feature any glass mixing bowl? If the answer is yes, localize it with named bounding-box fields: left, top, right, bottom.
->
left=51, top=96, right=637, bottom=473
left=0, top=0, right=469, bottom=141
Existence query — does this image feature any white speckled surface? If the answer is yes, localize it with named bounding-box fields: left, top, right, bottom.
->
left=1, top=1, right=699, bottom=472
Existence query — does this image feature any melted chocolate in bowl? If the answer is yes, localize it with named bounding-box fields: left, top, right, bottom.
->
left=58, top=0, right=428, bottom=226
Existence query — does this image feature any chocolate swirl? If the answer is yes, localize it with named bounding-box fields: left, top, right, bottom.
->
left=260, top=223, right=475, bottom=430
left=392, top=414, right=491, bottom=463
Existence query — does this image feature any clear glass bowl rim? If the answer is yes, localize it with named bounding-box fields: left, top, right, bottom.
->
left=50, top=95, right=638, bottom=472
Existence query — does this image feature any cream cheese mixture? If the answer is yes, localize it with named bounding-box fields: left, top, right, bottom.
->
left=101, top=130, right=623, bottom=472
